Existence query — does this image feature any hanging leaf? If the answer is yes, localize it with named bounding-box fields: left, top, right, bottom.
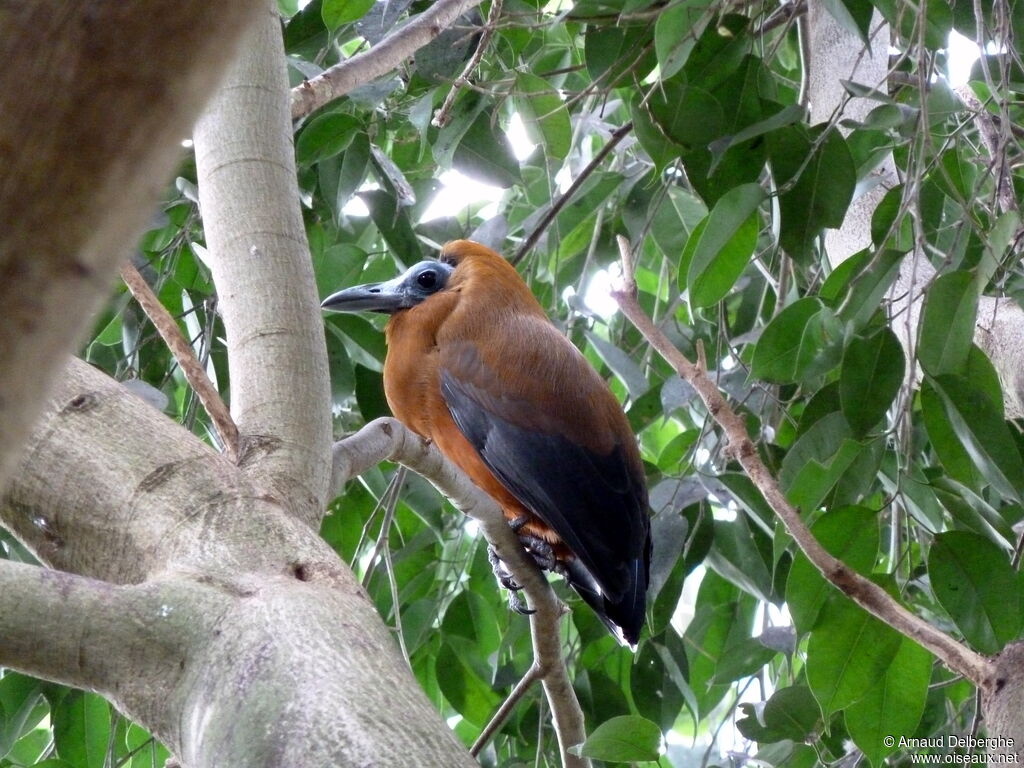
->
left=918, top=270, right=980, bottom=377
left=928, top=531, right=1022, bottom=654
left=686, top=183, right=764, bottom=307
left=839, top=328, right=905, bottom=437
left=574, top=715, right=663, bottom=762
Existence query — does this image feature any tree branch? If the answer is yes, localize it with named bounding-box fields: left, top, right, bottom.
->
left=432, top=0, right=503, bottom=128
left=2, top=357, right=251, bottom=583
left=333, top=418, right=589, bottom=767
left=0, top=558, right=222, bottom=728
left=120, top=262, right=240, bottom=461
left=612, top=236, right=994, bottom=689
left=471, top=663, right=545, bottom=756
left=194, top=1, right=332, bottom=522
left=290, top=0, right=486, bottom=120
left=0, top=0, right=260, bottom=495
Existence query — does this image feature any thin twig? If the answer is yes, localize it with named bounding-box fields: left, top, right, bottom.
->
left=433, top=0, right=503, bottom=128
left=291, top=0, right=485, bottom=120
left=611, top=235, right=994, bottom=689
left=955, top=85, right=1018, bottom=216
left=471, top=662, right=545, bottom=756
left=120, top=262, right=240, bottom=462
left=511, top=122, right=634, bottom=265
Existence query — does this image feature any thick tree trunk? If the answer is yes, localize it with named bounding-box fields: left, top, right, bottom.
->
left=194, top=0, right=333, bottom=524
left=2, top=358, right=478, bottom=767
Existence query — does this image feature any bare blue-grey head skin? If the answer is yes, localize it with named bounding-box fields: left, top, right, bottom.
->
left=320, top=260, right=455, bottom=315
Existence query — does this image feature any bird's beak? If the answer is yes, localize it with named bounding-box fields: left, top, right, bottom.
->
left=321, top=275, right=409, bottom=314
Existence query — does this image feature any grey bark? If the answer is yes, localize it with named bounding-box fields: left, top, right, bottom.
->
left=2, top=358, right=477, bottom=767
left=194, top=2, right=333, bottom=524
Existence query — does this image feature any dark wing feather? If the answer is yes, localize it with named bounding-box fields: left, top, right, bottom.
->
left=440, top=367, right=650, bottom=643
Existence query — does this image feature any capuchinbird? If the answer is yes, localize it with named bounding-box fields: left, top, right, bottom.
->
left=322, top=240, right=651, bottom=646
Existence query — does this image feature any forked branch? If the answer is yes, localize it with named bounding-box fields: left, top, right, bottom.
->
left=611, top=235, right=994, bottom=689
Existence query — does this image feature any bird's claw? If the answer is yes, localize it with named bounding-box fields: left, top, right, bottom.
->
left=508, top=591, right=535, bottom=615
left=488, top=545, right=534, bottom=613
left=488, top=545, right=523, bottom=592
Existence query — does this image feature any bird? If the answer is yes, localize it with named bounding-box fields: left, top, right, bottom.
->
left=321, top=239, right=651, bottom=647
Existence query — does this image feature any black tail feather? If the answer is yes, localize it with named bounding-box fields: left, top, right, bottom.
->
left=564, top=557, right=647, bottom=648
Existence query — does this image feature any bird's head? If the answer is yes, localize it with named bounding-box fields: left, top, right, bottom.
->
left=320, top=259, right=455, bottom=315
left=322, top=240, right=542, bottom=318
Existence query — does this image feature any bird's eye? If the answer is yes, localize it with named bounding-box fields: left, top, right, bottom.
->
left=417, top=270, right=438, bottom=290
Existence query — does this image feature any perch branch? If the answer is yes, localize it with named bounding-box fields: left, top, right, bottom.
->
left=332, top=418, right=588, bottom=767
left=611, top=236, right=994, bottom=689
left=120, top=262, right=240, bottom=461
left=291, top=0, right=485, bottom=120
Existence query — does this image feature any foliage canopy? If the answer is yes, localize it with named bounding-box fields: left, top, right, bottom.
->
left=2, top=0, right=1023, bottom=766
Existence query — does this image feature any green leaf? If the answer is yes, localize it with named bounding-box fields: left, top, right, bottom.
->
left=839, top=328, right=904, bottom=436
left=585, top=332, right=649, bottom=400
left=928, top=531, right=1021, bottom=654
left=354, top=364, right=390, bottom=421
left=931, top=374, right=1024, bottom=502
left=53, top=692, right=111, bottom=768
left=0, top=673, right=45, bottom=758
left=441, top=591, right=501, bottom=658
left=632, top=638, right=689, bottom=730
left=654, top=0, right=713, bottom=79
left=575, top=715, right=662, bottom=762
left=630, top=95, right=685, bottom=171
left=779, top=412, right=862, bottom=512
left=845, top=638, right=931, bottom=766
left=706, top=514, right=774, bottom=602
left=686, top=183, right=764, bottom=307
left=434, top=639, right=502, bottom=727
left=453, top=112, right=521, bottom=188
left=328, top=314, right=387, bottom=363
left=793, top=305, right=844, bottom=382
left=515, top=72, right=571, bottom=162
left=648, top=81, right=725, bottom=148
left=786, top=506, right=879, bottom=633
left=918, top=270, right=980, bottom=376
left=584, top=25, right=652, bottom=87
left=360, top=188, right=421, bottom=260
left=768, top=125, right=855, bottom=261
left=751, top=297, right=822, bottom=382
left=806, top=597, right=902, bottom=715
left=737, top=685, right=820, bottom=743
left=818, top=0, right=872, bottom=43
left=322, top=0, right=374, bottom=29
left=296, top=113, right=358, bottom=165
left=822, top=248, right=904, bottom=328
left=710, top=635, right=778, bottom=683
left=708, top=105, right=806, bottom=168
left=921, top=379, right=982, bottom=490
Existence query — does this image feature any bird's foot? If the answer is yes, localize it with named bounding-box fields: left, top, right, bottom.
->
left=487, top=545, right=534, bottom=615
left=507, top=515, right=565, bottom=573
